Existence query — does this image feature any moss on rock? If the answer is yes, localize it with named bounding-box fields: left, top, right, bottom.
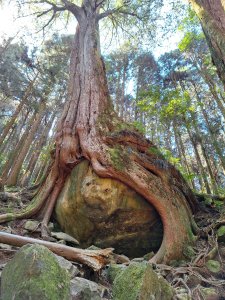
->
left=217, top=225, right=225, bottom=242
left=112, top=262, right=174, bottom=300
left=1, top=244, right=70, bottom=300
left=108, top=264, right=127, bottom=283
left=206, top=260, right=221, bottom=273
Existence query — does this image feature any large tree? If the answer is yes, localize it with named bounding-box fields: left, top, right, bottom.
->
left=0, top=0, right=198, bottom=263
left=189, top=0, right=225, bottom=88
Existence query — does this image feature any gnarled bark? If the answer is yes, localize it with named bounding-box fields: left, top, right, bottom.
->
left=0, top=1, right=199, bottom=264
left=189, top=0, right=225, bottom=88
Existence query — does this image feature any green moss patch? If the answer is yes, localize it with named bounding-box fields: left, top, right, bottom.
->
left=1, top=244, right=70, bottom=300
left=206, top=260, right=221, bottom=273
left=112, top=262, right=174, bottom=300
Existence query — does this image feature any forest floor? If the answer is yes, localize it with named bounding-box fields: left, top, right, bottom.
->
left=0, top=190, right=225, bottom=299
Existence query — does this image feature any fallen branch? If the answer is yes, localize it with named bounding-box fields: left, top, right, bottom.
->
left=0, top=231, right=113, bottom=271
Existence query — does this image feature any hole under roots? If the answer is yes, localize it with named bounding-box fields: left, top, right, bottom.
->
left=54, top=160, right=164, bottom=259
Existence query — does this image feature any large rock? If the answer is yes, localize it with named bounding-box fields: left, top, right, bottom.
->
left=55, top=160, right=163, bottom=257
left=1, top=244, right=70, bottom=300
left=70, top=277, right=109, bottom=300
left=112, top=262, right=174, bottom=300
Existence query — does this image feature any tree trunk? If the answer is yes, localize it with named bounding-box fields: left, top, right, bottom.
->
left=0, top=3, right=198, bottom=264
left=0, top=111, right=36, bottom=182
left=191, top=80, right=225, bottom=173
left=189, top=0, right=225, bottom=88
left=200, top=104, right=225, bottom=172
left=20, top=112, right=56, bottom=187
left=0, top=76, right=37, bottom=145
left=176, top=127, right=196, bottom=190
left=188, top=108, right=218, bottom=193
left=185, top=123, right=211, bottom=194
left=6, top=102, right=46, bottom=186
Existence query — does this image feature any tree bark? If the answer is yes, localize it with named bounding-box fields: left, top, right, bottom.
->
left=0, top=1, right=198, bottom=264
left=20, top=112, right=56, bottom=187
left=176, top=127, right=196, bottom=190
left=185, top=123, right=211, bottom=194
left=6, top=102, right=46, bottom=186
left=189, top=0, right=225, bottom=88
left=0, top=111, right=36, bottom=182
left=0, top=76, right=37, bottom=145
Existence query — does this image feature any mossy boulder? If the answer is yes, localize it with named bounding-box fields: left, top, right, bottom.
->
left=217, top=225, right=225, bottom=242
left=55, top=160, right=163, bottom=257
left=200, top=287, right=218, bottom=299
left=1, top=244, right=70, bottom=300
left=112, top=262, right=174, bottom=300
left=206, top=259, right=221, bottom=273
left=108, top=263, right=127, bottom=283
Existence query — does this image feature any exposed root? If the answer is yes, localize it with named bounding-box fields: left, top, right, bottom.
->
left=41, top=178, right=65, bottom=239
left=0, top=167, right=58, bottom=224
left=0, top=123, right=199, bottom=264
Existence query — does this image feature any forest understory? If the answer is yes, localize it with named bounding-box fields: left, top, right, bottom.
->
left=1, top=189, right=225, bottom=299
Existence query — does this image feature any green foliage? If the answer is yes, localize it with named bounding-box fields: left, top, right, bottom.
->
left=178, top=6, right=204, bottom=52
left=148, top=147, right=163, bottom=158
left=132, top=121, right=146, bottom=134
left=108, top=146, right=124, bottom=171
left=178, top=31, right=204, bottom=52
left=160, top=89, right=194, bottom=121
left=136, top=87, right=160, bottom=113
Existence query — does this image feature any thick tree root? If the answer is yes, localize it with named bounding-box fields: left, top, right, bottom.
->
left=0, top=231, right=113, bottom=271
left=0, top=167, right=58, bottom=224
left=0, top=128, right=199, bottom=264
left=41, top=178, right=65, bottom=239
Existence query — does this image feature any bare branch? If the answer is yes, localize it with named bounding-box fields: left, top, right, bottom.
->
left=97, top=7, right=141, bottom=21
left=97, top=8, right=117, bottom=20
left=36, top=0, right=83, bottom=22
left=37, top=10, right=57, bottom=33
left=60, top=0, right=83, bottom=20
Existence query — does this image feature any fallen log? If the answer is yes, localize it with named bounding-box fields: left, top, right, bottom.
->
left=0, top=231, right=113, bottom=271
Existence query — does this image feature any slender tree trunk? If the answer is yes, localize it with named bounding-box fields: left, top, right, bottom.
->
left=120, top=55, right=128, bottom=120
left=189, top=0, right=225, bottom=88
left=176, top=127, right=196, bottom=190
left=193, top=71, right=225, bottom=119
left=115, top=71, right=121, bottom=114
left=185, top=123, right=211, bottom=194
left=0, top=76, right=37, bottom=145
left=1, top=112, right=36, bottom=182
left=192, top=81, right=225, bottom=172
left=20, top=113, right=56, bottom=186
left=6, top=102, right=46, bottom=186
left=33, top=159, right=50, bottom=184
left=200, top=105, right=225, bottom=172
left=0, top=109, right=30, bottom=155
left=188, top=109, right=218, bottom=193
